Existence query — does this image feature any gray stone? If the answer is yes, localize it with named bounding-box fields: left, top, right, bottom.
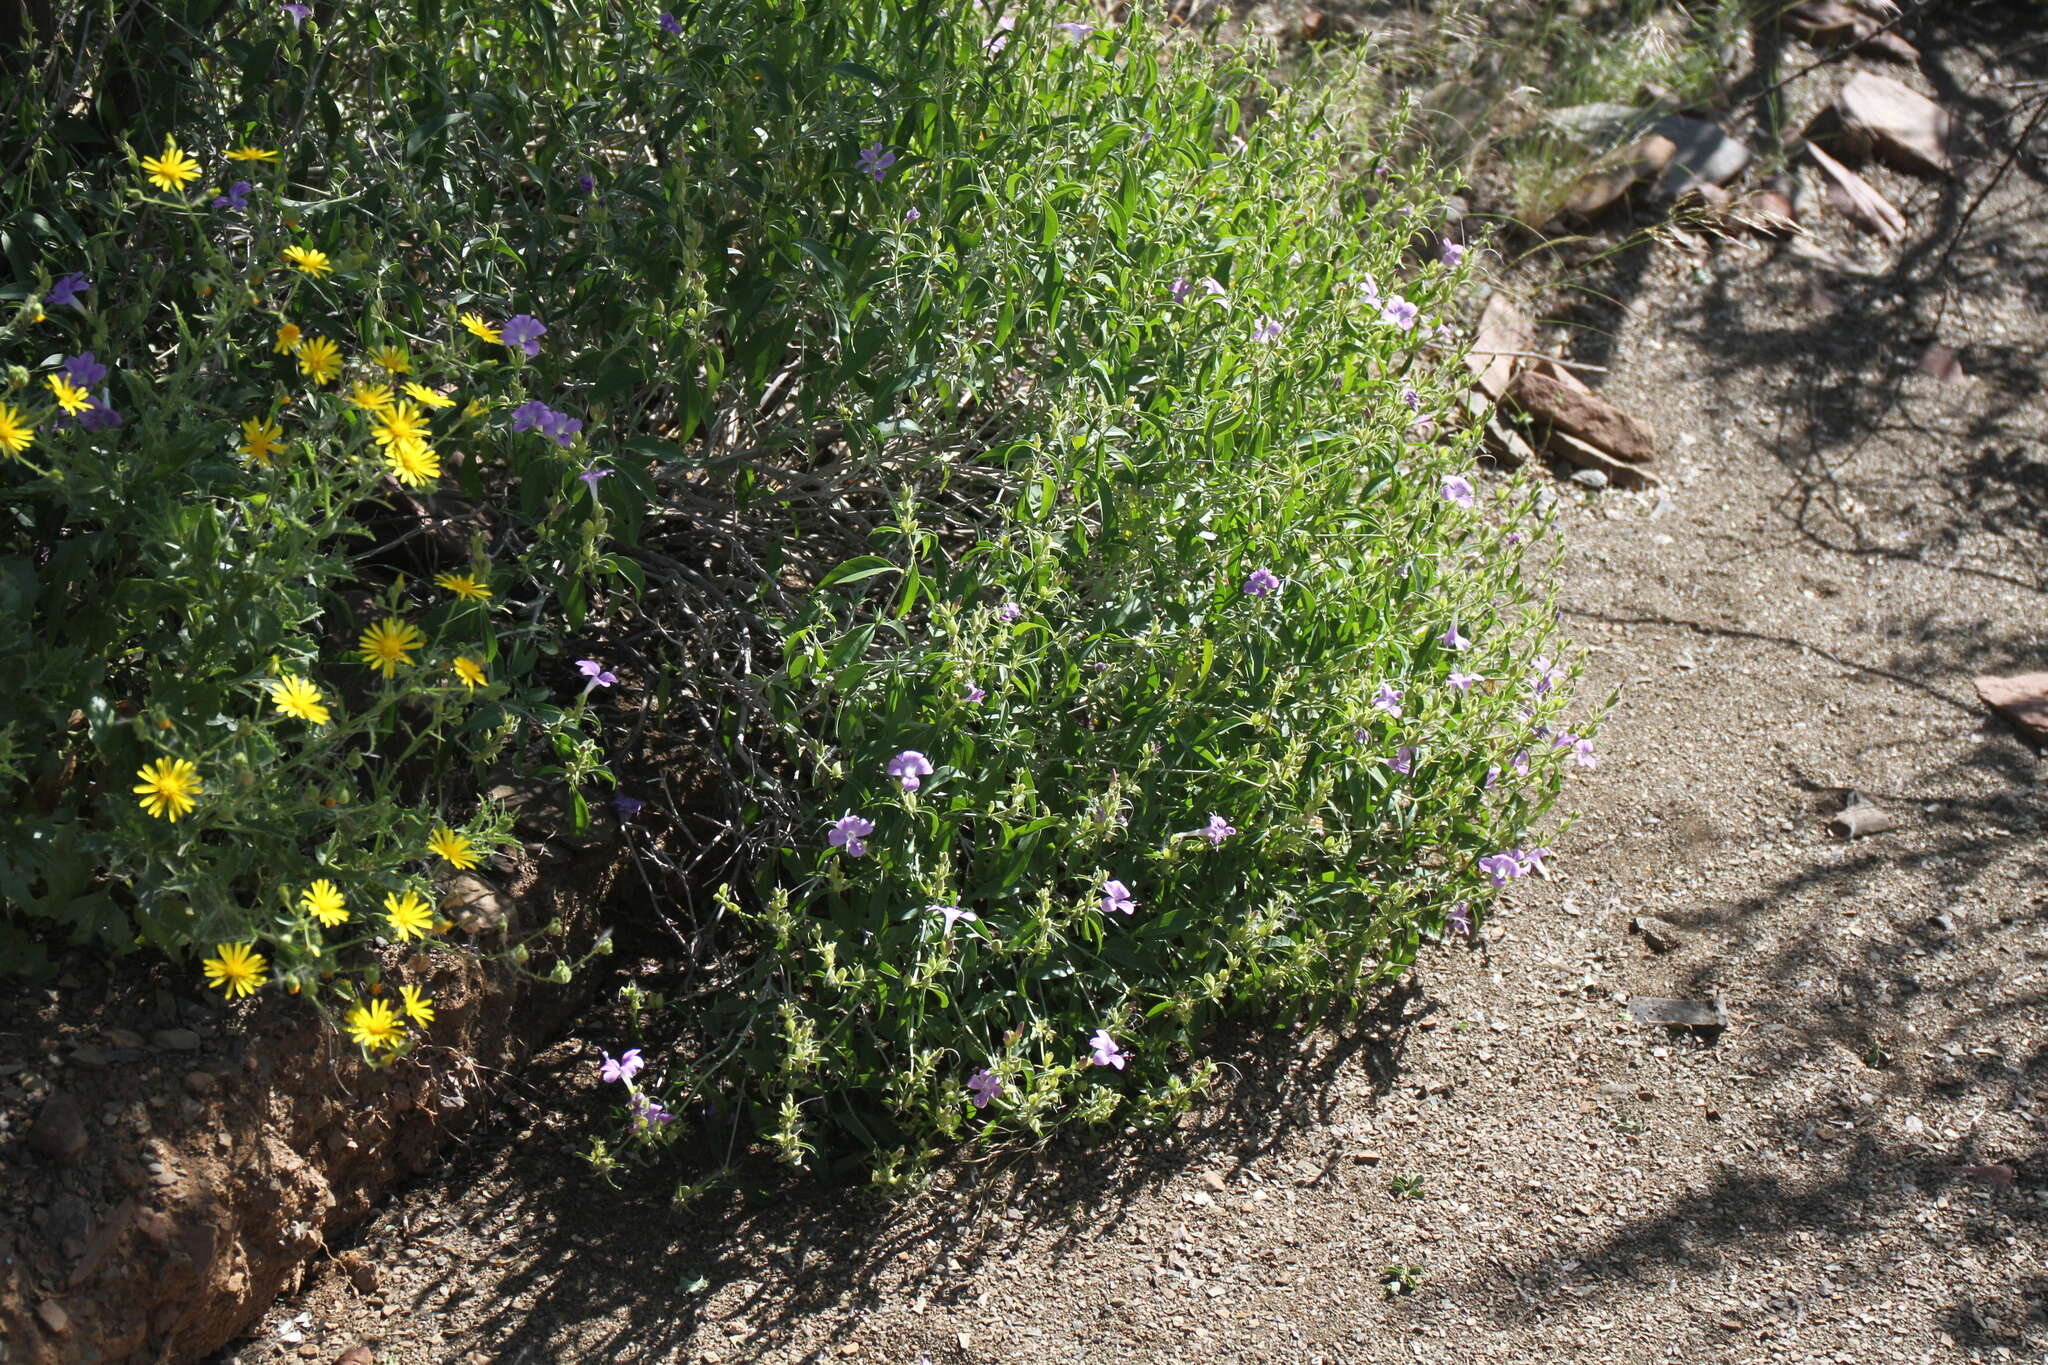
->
left=1652, top=116, right=1752, bottom=199
left=152, top=1028, right=201, bottom=1052
left=1629, top=996, right=1728, bottom=1029
left=1836, top=72, right=1957, bottom=176
left=1570, top=468, right=1610, bottom=490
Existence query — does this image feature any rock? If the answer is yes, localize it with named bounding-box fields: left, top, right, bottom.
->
left=183, top=1070, right=221, bottom=1098
left=1807, top=142, right=1905, bottom=242
left=1547, top=431, right=1661, bottom=491
left=1974, top=673, right=2048, bottom=743
left=441, top=871, right=508, bottom=934
left=1780, top=0, right=1918, bottom=62
left=68, top=1045, right=107, bottom=1069
left=28, top=1091, right=87, bottom=1164
left=1917, top=344, right=1967, bottom=385
left=339, top=1248, right=381, bottom=1294
left=1651, top=116, right=1752, bottom=200
left=1740, top=182, right=1799, bottom=236
left=1830, top=803, right=1899, bottom=838
left=1834, top=72, right=1957, bottom=176
left=1198, top=1170, right=1228, bottom=1193
left=335, top=1347, right=378, bottom=1365
left=152, top=1028, right=201, bottom=1052
left=1559, top=135, right=1677, bottom=218
left=1628, top=996, right=1728, bottom=1029
left=37, top=1299, right=70, bottom=1334
left=1956, top=1163, right=2016, bottom=1194
left=1483, top=413, right=1538, bottom=470
left=1569, top=468, right=1609, bottom=490
left=1632, top=915, right=1686, bottom=952
left=1543, top=102, right=1658, bottom=147
left=104, top=1028, right=146, bottom=1049
left=1507, top=367, right=1657, bottom=464
left=1465, top=294, right=1533, bottom=401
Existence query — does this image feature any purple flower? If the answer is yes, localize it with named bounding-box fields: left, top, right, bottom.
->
left=1516, top=846, right=1554, bottom=876
left=1242, top=567, right=1281, bottom=598
left=1100, top=880, right=1136, bottom=916
left=511, top=400, right=551, bottom=433
left=1411, top=415, right=1438, bottom=442
left=887, top=749, right=935, bottom=792
left=828, top=812, right=874, bottom=858
left=1170, top=276, right=1191, bottom=303
left=904, top=206, right=921, bottom=224
left=47, top=273, right=90, bottom=309
left=1448, top=670, right=1482, bottom=692
left=1447, top=901, right=1472, bottom=936
left=857, top=143, right=897, bottom=181
left=1088, top=1029, right=1127, bottom=1069
left=281, top=1, right=311, bottom=22
left=1359, top=274, right=1382, bottom=308
left=931, top=904, right=978, bottom=933
left=1388, top=745, right=1416, bottom=776
left=966, top=1068, right=1002, bottom=1109
left=578, top=465, right=613, bottom=494
left=1440, top=241, right=1465, bottom=267
left=613, top=794, right=645, bottom=818
left=1478, top=852, right=1523, bottom=887
left=1441, top=474, right=1476, bottom=508
left=1572, top=737, right=1599, bottom=769
left=1483, top=765, right=1500, bottom=790
left=1511, top=749, right=1531, bottom=777
left=1201, top=813, right=1237, bottom=846
left=964, top=683, right=986, bottom=704
left=576, top=173, right=597, bottom=195
left=1056, top=21, right=1095, bottom=41
left=1373, top=682, right=1403, bottom=718
left=984, top=13, right=1016, bottom=54
left=576, top=658, right=617, bottom=688
left=1401, top=385, right=1421, bottom=411
left=629, top=1093, right=674, bottom=1128
left=61, top=353, right=108, bottom=388
left=1441, top=624, right=1471, bottom=652
left=212, top=180, right=251, bottom=212
left=513, top=400, right=583, bottom=446
left=600, top=1048, right=645, bottom=1084
left=1252, top=315, right=1284, bottom=343
left=658, top=10, right=681, bottom=34
left=74, top=394, right=123, bottom=431
left=1530, top=657, right=1563, bottom=694
left=500, top=313, right=547, bottom=357
left=1379, top=296, right=1419, bottom=331
left=1552, top=729, right=1579, bottom=751
left=1436, top=321, right=1456, bottom=343
left=996, top=602, right=1024, bottom=623
left=1201, top=276, right=1226, bottom=298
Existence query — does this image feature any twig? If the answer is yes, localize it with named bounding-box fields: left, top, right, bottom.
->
left=1931, top=88, right=2048, bottom=329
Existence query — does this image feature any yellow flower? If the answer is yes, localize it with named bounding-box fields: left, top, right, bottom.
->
left=459, top=311, right=502, bottom=344
left=140, top=136, right=202, bottom=192
left=401, top=382, right=456, bottom=409
left=345, top=997, right=406, bottom=1052
left=296, top=336, right=342, bottom=385
left=461, top=398, right=490, bottom=421
left=46, top=374, right=92, bottom=416
left=282, top=245, right=332, bottom=276
left=384, top=442, right=441, bottom=487
left=434, top=571, right=491, bottom=602
left=238, top=416, right=285, bottom=466
left=368, top=345, right=411, bottom=375
left=300, top=880, right=349, bottom=926
left=201, top=941, right=267, bottom=998
left=226, top=144, right=280, bottom=162
left=357, top=616, right=424, bottom=676
left=383, top=890, right=435, bottom=941
left=398, top=985, right=436, bottom=1027
left=0, top=403, right=36, bottom=458
left=347, top=382, right=396, bottom=413
left=133, top=757, right=202, bottom=821
left=270, top=674, right=331, bottom=725
left=452, top=656, right=488, bottom=690
left=426, top=824, right=480, bottom=870
left=274, top=323, right=304, bottom=354
left=371, top=400, right=431, bottom=452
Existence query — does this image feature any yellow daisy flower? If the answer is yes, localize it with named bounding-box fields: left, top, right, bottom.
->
left=274, top=323, right=304, bottom=354
left=238, top=416, right=285, bottom=466
left=133, top=757, right=202, bottom=821
left=357, top=616, right=424, bottom=676
left=384, top=442, right=441, bottom=487
left=383, top=890, right=435, bottom=941
left=371, top=400, right=431, bottom=452
left=296, top=336, right=342, bottom=385
left=282, top=245, right=332, bottom=276
left=426, top=824, right=480, bottom=870
left=433, top=571, right=491, bottom=602
left=0, top=403, right=36, bottom=457
left=398, top=985, right=436, bottom=1027
left=368, top=345, right=412, bottom=375
left=345, top=997, right=406, bottom=1053
left=226, top=143, right=280, bottom=162
left=461, top=397, right=491, bottom=421
left=270, top=674, right=331, bottom=725
left=452, top=656, right=488, bottom=690
left=46, top=374, right=92, bottom=416
left=347, top=382, right=396, bottom=413
left=459, top=311, right=502, bottom=344
left=201, top=941, right=267, bottom=998
left=300, top=879, right=349, bottom=926
left=401, top=382, right=457, bottom=409
left=140, top=136, right=202, bottom=192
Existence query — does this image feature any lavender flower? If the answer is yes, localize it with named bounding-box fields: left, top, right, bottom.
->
left=1484, top=765, right=1499, bottom=790
left=931, top=904, right=978, bottom=933
left=1448, top=670, right=1482, bottom=693
left=659, top=10, right=682, bottom=33
left=512, top=400, right=583, bottom=446
left=74, top=395, right=123, bottom=432
left=47, top=273, right=90, bottom=308
left=1100, top=880, right=1136, bottom=915
left=629, top=1094, right=675, bottom=1129
left=1359, top=274, right=1382, bottom=308
left=62, top=353, right=107, bottom=387
left=500, top=313, right=547, bottom=357
left=1516, top=846, right=1554, bottom=875
left=1447, top=901, right=1472, bottom=936
left=1530, top=657, right=1563, bottom=694
left=1441, top=624, right=1471, bottom=652
left=1170, top=277, right=1191, bottom=303
left=1401, top=385, right=1421, bottom=411
left=600, top=1048, right=645, bottom=1084
left=856, top=143, right=897, bottom=181
left=1242, top=567, right=1280, bottom=598
left=576, top=658, right=617, bottom=689
left=1440, top=241, right=1465, bottom=267
left=996, top=602, right=1024, bottom=623
left=1440, top=474, right=1476, bottom=508
left=281, top=1, right=310, bottom=22
left=828, top=813, right=874, bottom=858
left=1088, top=1029, right=1127, bottom=1069
left=887, top=749, right=935, bottom=792
left=1373, top=682, right=1403, bottom=718
left=904, top=206, right=921, bottom=224
left=1251, top=315, right=1283, bottom=343
left=1411, top=415, right=1438, bottom=442
left=1388, top=745, right=1416, bottom=776
left=1201, top=276, right=1226, bottom=298
left=1379, top=296, right=1419, bottom=331
left=1056, top=21, right=1096, bottom=41
left=613, top=794, right=646, bottom=818
left=963, top=683, right=986, bottom=704
left=1201, top=813, right=1237, bottom=846
left=1552, top=729, right=1578, bottom=751
left=576, top=173, right=597, bottom=195
left=984, top=12, right=1016, bottom=54
left=966, top=1068, right=1002, bottom=1109
left=212, top=180, right=251, bottom=212
left=579, top=465, right=613, bottom=494
left=511, top=399, right=552, bottom=433
left=1478, top=852, right=1523, bottom=887
left=1572, top=737, right=1599, bottom=769
left=1511, top=749, right=1531, bottom=777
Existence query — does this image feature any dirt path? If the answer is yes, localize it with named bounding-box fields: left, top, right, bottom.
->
left=221, top=32, right=2047, bottom=1365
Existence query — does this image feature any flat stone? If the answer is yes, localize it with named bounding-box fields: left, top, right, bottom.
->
left=1835, top=72, right=1957, bottom=176
left=1807, top=142, right=1905, bottom=242
left=1560, top=135, right=1677, bottom=218
left=1651, top=116, right=1752, bottom=199
left=1547, top=431, right=1661, bottom=491
left=27, top=1091, right=87, bottom=1164
left=1917, top=344, right=1967, bottom=385
left=1629, top=996, right=1728, bottom=1029
left=152, top=1028, right=201, bottom=1052
left=1465, top=294, right=1533, bottom=401
left=1569, top=468, right=1609, bottom=490
left=1781, top=1, right=1918, bottom=62
left=1632, top=915, right=1687, bottom=952
left=1974, top=673, right=2048, bottom=743
left=37, top=1299, right=69, bottom=1334
left=104, top=1028, right=146, bottom=1049
left=1508, top=367, right=1657, bottom=464
left=1830, top=803, right=1900, bottom=838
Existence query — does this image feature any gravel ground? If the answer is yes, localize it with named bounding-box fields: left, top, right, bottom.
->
left=220, top=25, right=2048, bottom=1365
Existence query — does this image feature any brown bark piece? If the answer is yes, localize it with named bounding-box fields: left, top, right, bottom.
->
left=1807, top=142, right=1905, bottom=242
left=1465, top=294, right=1532, bottom=401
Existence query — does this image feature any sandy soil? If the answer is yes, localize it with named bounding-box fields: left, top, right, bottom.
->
left=217, top=18, right=2048, bottom=1365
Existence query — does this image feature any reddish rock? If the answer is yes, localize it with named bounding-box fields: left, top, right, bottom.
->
left=1918, top=344, right=1967, bottom=385
left=1465, top=294, right=1532, bottom=401
left=1507, top=368, right=1657, bottom=464
left=1546, top=430, right=1662, bottom=490
left=26, top=1092, right=87, bottom=1165
left=1974, top=673, right=2048, bottom=743
left=1835, top=72, right=1957, bottom=176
